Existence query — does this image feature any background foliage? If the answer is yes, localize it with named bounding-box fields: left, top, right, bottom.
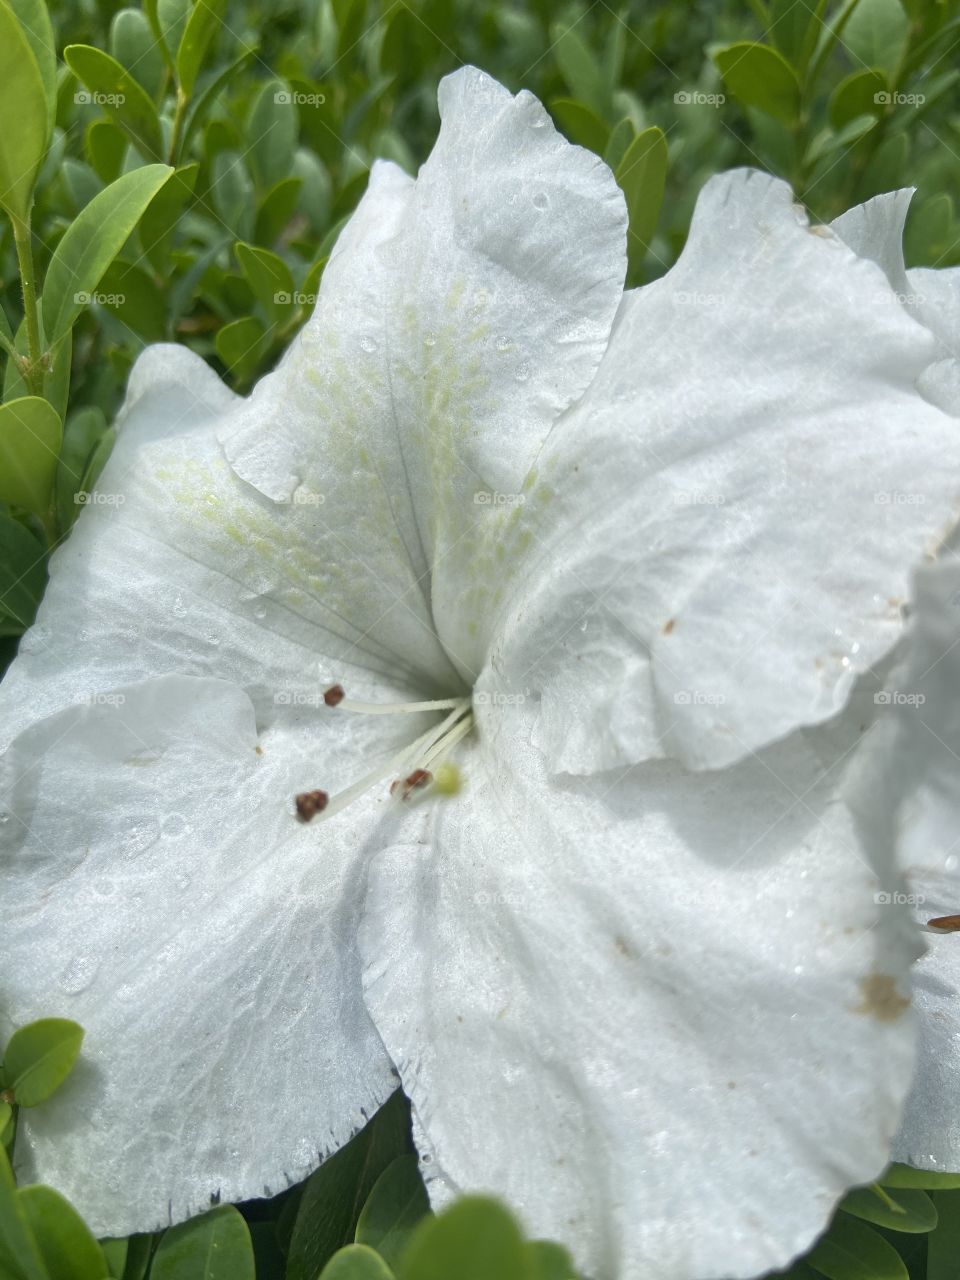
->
left=2, top=0, right=960, bottom=1276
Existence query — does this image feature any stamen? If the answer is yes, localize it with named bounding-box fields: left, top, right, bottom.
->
left=295, top=789, right=328, bottom=822
left=324, top=685, right=469, bottom=716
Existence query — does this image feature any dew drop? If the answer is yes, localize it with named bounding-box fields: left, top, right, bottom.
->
left=495, top=335, right=512, bottom=353
left=359, top=334, right=379, bottom=353
left=532, top=192, right=548, bottom=210
left=172, top=593, right=188, bottom=618
left=253, top=605, right=267, bottom=621
left=59, top=953, right=99, bottom=995
left=515, top=360, right=532, bottom=383
left=423, top=332, right=437, bottom=348
left=0, top=812, right=9, bottom=825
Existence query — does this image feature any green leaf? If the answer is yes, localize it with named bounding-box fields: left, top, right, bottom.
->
left=215, top=316, right=268, bottom=383
left=524, top=1239, right=576, bottom=1280
left=287, top=1090, right=411, bottom=1280
left=0, top=0, right=49, bottom=223
left=235, top=242, right=294, bottom=324
left=7, top=0, right=56, bottom=137
left=550, top=23, right=610, bottom=119
left=0, top=1146, right=47, bottom=1280
left=321, top=1245, right=396, bottom=1280
left=98, top=259, right=167, bottom=340
left=157, top=0, right=191, bottom=65
left=110, top=8, right=164, bottom=99
left=840, top=1184, right=938, bottom=1233
left=1, top=1017, right=84, bottom=1107
left=547, top=98, right=609, bottom=155
left=139, top=162, right=197, bottom=272
left=119, top=1234, right=154, bottom=1280
left=883, top=1163, right=960, bottom=1190
left=85, top=119, right=127, bottom=184
left=176, top=0, right=226, bottom=98
left=99, top=1238, right=128, bottom=1279
left=0, top=396, right=62, bottom=515
left=398, top=1198, right=527, bottom=1280
left=180, top=49, right=255, bottom=155
left=604, top=117, right=635, bottom=169
left=64, top=44, right=164, bottom=162
left=828, top=68, right=888, bottom=127
left=0, top=514, right=46, bottom=632
left=55, top=404, right=107, bottom=531
left=18, top=1185, right=109, bottom=1280
left=247, top=78, right=297, bottom=190
left=255, top=176, right=302, bottom=246
left=356, top=1156, right=430, bottom=1269
left=151, top=1206, right=255, bottom=1280
left=615, top=125, right=667, bottom=276
left=713, top=41, right=801, bottom=123
left=806, top=1213, right=908, bottom=1280
left=769, top=0, right=826, bottom=68
left=928, top=1190, right=960, bottom=1280
left=843, top=0, right=910, bottom=75
left=41, top=163, right=172, bottom=346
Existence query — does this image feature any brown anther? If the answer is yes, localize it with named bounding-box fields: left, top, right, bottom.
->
left=295, top=789, right=329, bottom=822
left=390, top=769, right=434, bottom=800
left=324, top=684, right=345, bottom=707
left=928, top=914, right=960, bottom=933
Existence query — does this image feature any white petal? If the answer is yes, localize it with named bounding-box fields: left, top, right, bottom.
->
left=218, top=65, right=627, bottom=681
left=484, top=169, right=960, bottom=774
left=360, top=702, right=918, bottom=1280
left=0, top=675, right=417, bottom=1236
left=830, top=188, right=913, bottom=296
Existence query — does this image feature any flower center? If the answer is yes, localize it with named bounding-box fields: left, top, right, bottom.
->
left=294, top=684, right=474, bottom=823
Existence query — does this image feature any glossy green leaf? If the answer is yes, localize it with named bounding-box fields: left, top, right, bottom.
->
left=321, top=1245, right=396, bottom=1280
left=883, top=1163, right=960, bottom=1190
left=604, top=117, right=635, bottom=169
left=19, top=1185, right=108, bottom=1280
left=119, top=1233, right=154, bottom=1280
left=7, top=0, right=56, bottom=136
left=287, top=1091, right=411, bottom=1280
left=828, top=68, right=888, bottom=127
left=180, top=49, right=255, bottom=155
left=928, top=1190, right=960, bottom=1280
left=615, top=125, right=668, bottom=275
left=524, top=1239, right=576, bottom=1280
left=0, top=514, right=46, bottom=632
left=176, top=0, right=226, bottom=98
left=0, top=1147, right=46, bottom=1280
left=0, top=396, right=62, bottom=515
left=235, top=242, right=294, bottom=323
left=157, top=0, right=191, bottom=63
left=713, top=41, right=801, bottom=123
left=64, top=44, right=164, bottom=161
left=41, top=162, right=172, bottom=345
left=548, top=97, right=609, bottom=154
left=840, top=1184, right=938, bottom=1232
left=806, top=1213, right=909, bottom=1280
left=0, top=1, right=49, bottom=222
left=98, top=259, right=167, bottom=340
left=769, top=0, right=826, bottom=67
left=843, top=0, right=910, bottom=74
left=2, top=1017, right=84, bottom=1107
left=151, top=1206, right=255, bottom=1280
left=398, top=1198, right=527, bottom=1280
left=355, top=1156, right=430, bottom=1268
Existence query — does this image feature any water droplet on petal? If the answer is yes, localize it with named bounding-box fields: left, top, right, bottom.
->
left=59, top=954, right=99, bottom=994
left=359, top=335, right=378, bottom=353
left=423, top=332, right=437, bottom=348
left=495, top=335, right=512, bottom=353
left=0, top=812, right=9, bottom=825
left=515, top=361, right=532, bottom=383
left=532, top=192, right=548, bottom=210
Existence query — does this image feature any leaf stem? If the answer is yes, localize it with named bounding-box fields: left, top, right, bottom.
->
left=12, top=212, right=45, bottom=397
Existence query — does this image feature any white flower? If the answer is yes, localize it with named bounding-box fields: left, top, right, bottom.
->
left=3, top=66, right=960, bottom=1280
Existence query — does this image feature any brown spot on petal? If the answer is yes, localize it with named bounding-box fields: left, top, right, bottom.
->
left=855, top=974, right=910, bottom=1022
left=255, top=745, right=263, bottom=756
left=324, top=684, right=345, bottom=706
left=928, top=914, right=960, bottom=933
left=662, top=618, right=676, bottom=635
left=295, top=790, right=328, bottom=822
left=614, top=935, right=634, bottom=959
